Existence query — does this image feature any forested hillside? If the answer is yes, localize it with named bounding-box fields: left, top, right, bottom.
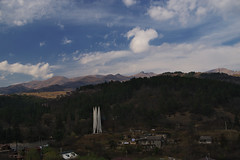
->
left=0, top=95, right=48, bottom=143
left=0, top=74, right=240, bottom=143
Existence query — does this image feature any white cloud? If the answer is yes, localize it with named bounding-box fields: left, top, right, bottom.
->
left=196, top=7, right=207, bottom=16
left=122, top=0, right=137, bottom=7
left=127, top=27, right=158, bottom=53
left=197, top=20, right=240, bottom=46
left=78, top=50, right=130, bottom=65
left=58, top=53, right=69, bottom=62
left=17, top=0, right=24, bottom=5
left=57, top=23, right=64, bottom=29
left=147, top=0, right=240, bottom=26
left=0, top=0, right=137, bottom=27
left=0, top=60, right=53, bottom=79
left=98, top=42, right=111, bottom=48
left=64, top=50, right=132, bottom=76
left=0, top=0, right=56, bottom=26
left=148, top=0, right=197, bottom=25
left=209, top=0, right=240, bottom=16
left=40, top=41, right=46, bottom=47
left=1, top=0, right=238, bottom=29
left=13, top=20, right=27, bottom=26
left=0, top=75, right=5, bottom=80
left=62, top=37, right=72, bottom=45
left=72, top=50, right=79, bottom=55
left=148, top=6, right=175, bottom=21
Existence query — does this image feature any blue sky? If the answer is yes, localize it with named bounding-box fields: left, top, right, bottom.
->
left=0, top=0, right=240, bottom=87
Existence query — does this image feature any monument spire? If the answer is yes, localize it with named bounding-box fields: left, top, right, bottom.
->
left=93, top=106, right=102, bottom=134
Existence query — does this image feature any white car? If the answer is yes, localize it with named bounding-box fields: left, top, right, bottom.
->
left=61, top=151, right=78, bottom=160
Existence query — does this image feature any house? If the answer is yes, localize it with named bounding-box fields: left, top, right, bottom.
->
left=119, top=141, right=130, bottom=145
left=199, top=136, right=212, bottom=144
left=0, top=144, right=11, bottom=152
left=61, top=151, right=78, bottom=160
left=8, top=152, right=24, bottom=160
left=137, top=135, right=166, bottom=150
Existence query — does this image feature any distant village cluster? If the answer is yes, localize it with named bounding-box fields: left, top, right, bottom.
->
left=0, top=129, right=215, bottom=160
left=0, top=107, right=218, bottom=160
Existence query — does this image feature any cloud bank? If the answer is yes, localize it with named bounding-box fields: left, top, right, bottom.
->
left=1, top=0, right=239, bottom=30
left=147, top=0, right=240, bottom=26
left=0, top=0, right=139, bottom=27
left=53, top=27, right=240, bottom=77
left=58, top=27, right=240, bottom=77
left=0, top=0, right=57, bottom=26
left=68, top=42, right=240, bottom=76
left=0, top=61, right=53, bottom=79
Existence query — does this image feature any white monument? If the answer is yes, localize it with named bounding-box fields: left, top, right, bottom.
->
left=93, top=106, right=102, bottom=134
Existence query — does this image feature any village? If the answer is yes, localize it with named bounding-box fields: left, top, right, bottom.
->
left=1, top=124, right=233, bottom=160
left=0, top=106, right=239, bottom=159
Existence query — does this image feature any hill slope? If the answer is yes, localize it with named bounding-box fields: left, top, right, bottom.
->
left=1, top=75, right=240, bottom=159
left=22, top=76, right=70, bottom=89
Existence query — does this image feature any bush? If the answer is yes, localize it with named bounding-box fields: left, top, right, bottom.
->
left=43, top=151, right=61, bottom=160
left=24, top=148, right=41, bottom=160
left=77, top=153, right=106, bottom=160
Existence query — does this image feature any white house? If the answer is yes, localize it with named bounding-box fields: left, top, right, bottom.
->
left=137, top=135, right=166, bottom=150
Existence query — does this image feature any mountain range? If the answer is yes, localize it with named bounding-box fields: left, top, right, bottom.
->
left=1, top=68, right=240, bottom=95
left=0, top=71, right=156, bottom=94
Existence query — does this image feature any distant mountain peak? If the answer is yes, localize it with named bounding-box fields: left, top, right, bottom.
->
left=132, top=71, right=157, bottom=78
left=207, top=68, right=240, bottom=76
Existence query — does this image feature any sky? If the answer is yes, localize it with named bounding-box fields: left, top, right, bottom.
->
left=0, top=0, right=240, bottom=87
